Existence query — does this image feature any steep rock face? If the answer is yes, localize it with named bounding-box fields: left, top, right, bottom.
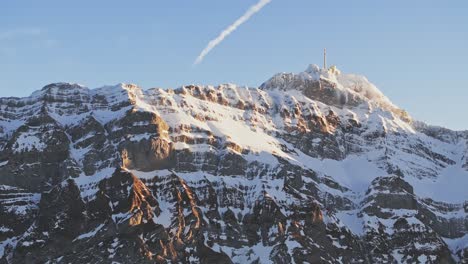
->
left=0, top=113, right=77, bottom=191
left=67, top=115, right=117, bottom=176
left=0, top=65, right=467, bottom=263
left=360, top=176, right=454, bottom=263
left=0, top=186, right=39, bottom=241
left=112, top=111, right=174, bottom=171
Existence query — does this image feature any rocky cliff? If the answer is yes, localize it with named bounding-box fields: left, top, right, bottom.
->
left=0, top=65, right=467, bottom=263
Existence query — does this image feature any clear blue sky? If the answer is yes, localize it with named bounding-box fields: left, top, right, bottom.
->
left=1, top=0, right=467, bottom=130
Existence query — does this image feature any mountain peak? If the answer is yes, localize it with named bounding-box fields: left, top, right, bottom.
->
left=261, top=64, right=410, bottom=122
left=40, top=82, right=87, bottom=91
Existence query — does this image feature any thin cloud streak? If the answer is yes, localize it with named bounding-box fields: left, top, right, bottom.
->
left=0, top=28, right=57, bottom=57
left=193, top=0, right=271, bottom=65
left=0, top=28, right=43, bottom=41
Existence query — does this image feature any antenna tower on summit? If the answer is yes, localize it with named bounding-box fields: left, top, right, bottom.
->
left=323, top=48, right=327, bottom=70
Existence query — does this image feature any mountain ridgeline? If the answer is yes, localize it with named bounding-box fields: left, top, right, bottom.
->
left=0, top=65, right=467, bottom=263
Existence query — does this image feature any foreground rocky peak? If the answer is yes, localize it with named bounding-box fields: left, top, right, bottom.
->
left=0, top=65, right=467, bottom=263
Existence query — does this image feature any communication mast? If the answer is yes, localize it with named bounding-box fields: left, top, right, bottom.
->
left=323, top=48, right=327, bottom=70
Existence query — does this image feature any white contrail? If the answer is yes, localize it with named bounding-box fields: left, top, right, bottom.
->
left=193, top=0, right=272, bottom=65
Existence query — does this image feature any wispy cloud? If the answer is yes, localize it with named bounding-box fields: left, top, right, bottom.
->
left=0, top=28, right=56, bottom=56
left=0, top=28, right=44, bottom=41
left=193, top=0, right=272, bottom=65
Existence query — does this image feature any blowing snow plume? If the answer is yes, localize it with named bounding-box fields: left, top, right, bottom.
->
left=193, top=0, right=272, bottom=65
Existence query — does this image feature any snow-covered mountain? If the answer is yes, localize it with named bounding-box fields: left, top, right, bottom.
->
left=0, top=65, right=467, bottom=263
